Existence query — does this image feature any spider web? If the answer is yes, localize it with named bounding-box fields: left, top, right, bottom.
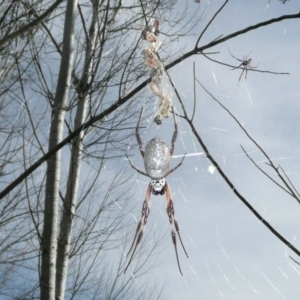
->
left=125, top=1, right=300, bottom=299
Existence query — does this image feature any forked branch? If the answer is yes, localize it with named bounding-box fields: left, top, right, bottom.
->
left=173, top=69, right=300, bottom=259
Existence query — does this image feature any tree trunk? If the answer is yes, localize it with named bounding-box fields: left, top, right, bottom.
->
left=40, top=0, right=78, bottom=298
left=55, top=1, right=99, bottom=299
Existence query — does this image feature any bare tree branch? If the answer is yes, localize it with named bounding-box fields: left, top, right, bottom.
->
left=1, top=11, right=300, bottom=201
left=185, top=77, right=300, bottom=258
left=0, top=0, right=64, bottom=48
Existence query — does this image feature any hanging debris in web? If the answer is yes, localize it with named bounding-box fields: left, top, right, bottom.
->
left=141, top=19, right=172, bottom=125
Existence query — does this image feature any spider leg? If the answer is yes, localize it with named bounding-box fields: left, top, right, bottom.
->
left=170, top=107, right=177, bottom=156
left=126, top=154, right=149, bottom=178
left=165, top=183, right=188, bottom=276
left=165, top=154, right=186, bottom=177
left=244, top=67, right=249, bottom=81
left=245, top=50, right=252, bottom=59
left=245, top=58, right=252, bottom=66
left=245, top=61, right=259, bottom=81
left=124, top=184, right=152, bottom=274
left=136, top=109, right=145, bottom=158
left=238, top=68, right=246, bottom=83
left=228, top=48, right=244, bottom=62
left=232, top=62, right=244, bottom=70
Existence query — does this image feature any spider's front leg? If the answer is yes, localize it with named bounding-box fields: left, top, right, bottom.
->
left=170, top=106, right=177, bottom=156
left=165, top=182, right=188, bottom=276
left=136, top=109, right=145, bottom=158
left=165, top=154, right=186, bottom=178
left=238, top=68, right=246, bottom=83
left=126, top=154, right=149, bottom=177
left=124, top=183, right=152, bottom=274
left=231, top=61, right=244, bottom=70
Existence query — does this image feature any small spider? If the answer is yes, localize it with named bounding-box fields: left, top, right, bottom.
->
left=229, top=49, right=259, bottom=83
left=142, top=19, right=159, bottom=43
left=124, top=109, right=188, bottom=275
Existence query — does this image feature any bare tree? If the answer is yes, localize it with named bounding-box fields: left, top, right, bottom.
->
left=40, top=0, right=79, bottom=297
left=1, top=0, right=300, bottom=299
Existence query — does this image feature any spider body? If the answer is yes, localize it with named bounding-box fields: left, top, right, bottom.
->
left=124, top=109, right=188, bottom=275
left=144, top=137, right=171, bottom=180
left=150, top=178, right=166, bottom=195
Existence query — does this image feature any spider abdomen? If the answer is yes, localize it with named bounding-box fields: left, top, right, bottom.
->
left=144, top=137, right=171, bottom=179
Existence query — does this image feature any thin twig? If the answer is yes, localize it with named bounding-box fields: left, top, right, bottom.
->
left=202, top=52, right=289, bottom=76
left=0, top=0, right=64, bottom=48
left=278, top=165, right=300, bottom=200
left=290, top=256, right=300, bottom=265
left=195, top=0, right=229, bottom=48
left=191, top=62, right=196, bottom=122
left=240, top=146, right=293, bottom=198
left=196, top=78, right=300, bottom=203
left=185, top=75, right=300, bottom=258
left=166, top=12, right=300, bottom=70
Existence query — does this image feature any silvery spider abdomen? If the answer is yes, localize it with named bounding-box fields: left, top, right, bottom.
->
left=144, top=137, right=171, bottom=179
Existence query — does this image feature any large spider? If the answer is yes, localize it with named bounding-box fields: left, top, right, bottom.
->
left=229, top=49, right=259, bottom=84
left=124, top=109, right=188, bottom=275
